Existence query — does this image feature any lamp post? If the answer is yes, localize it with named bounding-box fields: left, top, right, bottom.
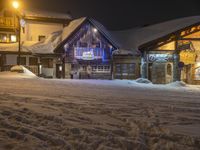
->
left=12, top=1, right=21, bottom=65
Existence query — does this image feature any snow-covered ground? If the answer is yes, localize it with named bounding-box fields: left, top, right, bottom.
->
left=0, top=72, right=200, bottom=149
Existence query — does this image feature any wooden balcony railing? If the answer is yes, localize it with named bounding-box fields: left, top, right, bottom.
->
left=0, top=17, right=19, bottom=29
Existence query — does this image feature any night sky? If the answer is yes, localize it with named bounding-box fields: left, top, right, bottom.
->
left=1, top=0, right=200, bottom=30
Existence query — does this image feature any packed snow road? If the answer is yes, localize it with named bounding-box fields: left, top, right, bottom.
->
left=0, top=74, right=200, bottom=149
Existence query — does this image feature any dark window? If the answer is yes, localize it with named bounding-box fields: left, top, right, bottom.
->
left=17, top=57, right=26, bottom=66
left=29, top=57, right=38, bottom=66
left=167, top=64, right=172, bottom=76
left=80, top=42, right=88, bottom=47
left=103, top=49, right=111, bottom=60
left=121, top=64, right=128, bottom=74
left=115, top=63, right=135, bottom=74
left=38, top=35, right=46, bottom=41
left=129, top=64, right=135, bottom=74
left=41, top=58, right=53, bottom=68
left=115, top=64, right=121, bottom=74
left=92, top=42, right=100, bottom=48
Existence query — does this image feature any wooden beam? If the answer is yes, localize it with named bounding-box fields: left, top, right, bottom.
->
left=24, top=16, right=71, bottom=24
left=179, top=38, right=200, bottom=41
left=139, top=23, right=200, bottom=51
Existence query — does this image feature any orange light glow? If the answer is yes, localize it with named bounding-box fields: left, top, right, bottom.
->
left=12, top=1, right=20, bottom=9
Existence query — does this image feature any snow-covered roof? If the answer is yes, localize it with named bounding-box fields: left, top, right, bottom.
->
left=0, top=31, right=62, bottom=54
left=28, top=31, right=62, bottom=54
left=112, top=16, right=200, bottom=50
left=0, top=41, right=37, bottom=53
left=56, top=17, right=119, bottom=52
left=62, top=17, right=86, bottom=40
left=22, top=9, right=72, bottom=20
left=0, top=8, right=71, bottom=20
left=89, top=19, right=119, bottom=48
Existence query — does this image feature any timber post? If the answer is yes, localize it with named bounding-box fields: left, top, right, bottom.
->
left=173, top=38, right=181, bottom=81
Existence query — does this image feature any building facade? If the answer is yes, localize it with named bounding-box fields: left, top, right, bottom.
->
left=53, top=18, right=141, bottom=80
left=138, top=17, right=200, bottom=84
left=0, top=8, right=71, bottom=76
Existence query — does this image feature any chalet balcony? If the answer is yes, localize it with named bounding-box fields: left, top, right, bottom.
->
left=0, top=17, right=19, bottom=29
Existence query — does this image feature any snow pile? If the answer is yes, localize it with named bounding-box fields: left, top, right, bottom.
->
left=9, top=65, right=37, bottom=78
left=135, top=78, right=152, bottom=84
left=11, top=65, right=24, bottom=73
left=166, top=81, right=187, bottom=87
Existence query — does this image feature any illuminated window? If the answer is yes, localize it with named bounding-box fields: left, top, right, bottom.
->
left=0, top=33, right=8, bottom=42
left=10, top=35, right=17, bottom=42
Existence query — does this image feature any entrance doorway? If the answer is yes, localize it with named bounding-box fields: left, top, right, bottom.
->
left=148, top=63, right=153, bottom=81
left=181, top=64, right=192, bottom=83
left=56, top=64, right=62, bottom=78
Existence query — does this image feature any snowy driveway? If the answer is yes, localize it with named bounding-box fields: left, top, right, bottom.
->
left=0, top=76, right=200, bottom=149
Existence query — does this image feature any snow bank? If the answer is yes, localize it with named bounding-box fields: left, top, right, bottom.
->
left=9, top=65, right=37, bottom=78
left=11, top=65, right=24, bottom=73
left=166, top=81, right=187, bottom=87
left=135, top=78, right=152, bottom=84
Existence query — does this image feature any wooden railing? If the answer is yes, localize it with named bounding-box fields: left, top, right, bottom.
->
left=26, top=66, right=38, bottom=76
left=0, top=17, right=18, bottom=29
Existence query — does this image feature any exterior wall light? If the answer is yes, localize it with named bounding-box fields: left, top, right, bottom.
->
left=93, top=28, right=98, bottom=33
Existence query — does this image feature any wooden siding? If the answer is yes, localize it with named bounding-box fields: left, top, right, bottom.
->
left=0, top=17, right=18, bottom=29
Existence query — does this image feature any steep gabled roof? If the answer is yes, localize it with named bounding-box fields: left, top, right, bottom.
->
left=62, top=17, right=87, bottom=41
left=54, top=17, right=119, bottom=53
left=112, top=16, right=200, bottom=51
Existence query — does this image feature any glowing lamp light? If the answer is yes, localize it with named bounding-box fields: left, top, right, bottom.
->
left=93, top=28, right=98, bottom=33
left=11, top=35, right=17, bottom=42
left=12, top=1, right=20, bottom=9
left=59, top=65, right=62, bottom=71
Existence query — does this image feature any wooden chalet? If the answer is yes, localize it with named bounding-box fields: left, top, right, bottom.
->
left=54, top=17, right=118, bottom=79
left=53, top=17, right=141, bottom=80
left=127, top=16, right=200, bottom=84
left=0, top=8, right=71, bottom=76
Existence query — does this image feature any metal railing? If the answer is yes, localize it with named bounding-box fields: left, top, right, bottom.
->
left=0, top=17, right=18, bottom=28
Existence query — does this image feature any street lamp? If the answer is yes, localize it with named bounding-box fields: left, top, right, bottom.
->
left=12, top=1, right=21, bottom=65
left=12, top=1, right=20, bottom=9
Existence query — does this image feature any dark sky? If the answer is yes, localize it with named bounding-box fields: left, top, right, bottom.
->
left=1, top=0, right=200, bottom=30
